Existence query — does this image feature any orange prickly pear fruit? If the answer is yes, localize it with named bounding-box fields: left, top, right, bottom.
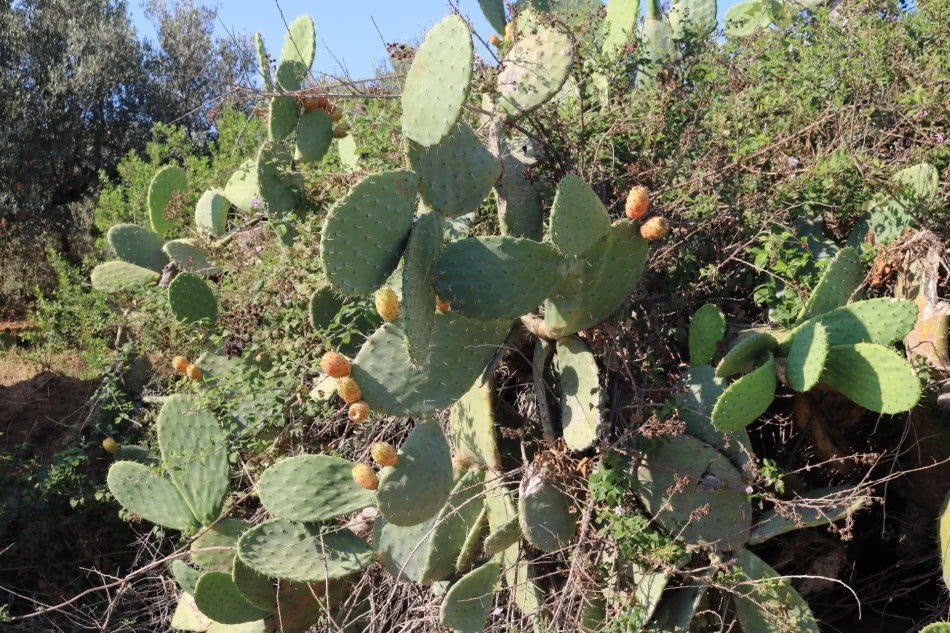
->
left=186, top=364, right=203, bottom=381
left=625, top=186, right=650, bottom=220
left=348, top=401, right=371, bottom=423
left=336, top=377, right=362, bottom=403
left=172, top=356, right=189, bottom=374
left=351, top=464, right=378, bottom=490
left=504, top=21, right=515, bottom=42
left=320, top=351, right=351, bottom=378
left=640, top=216, right=669, bottom=241
left=374, top=287, right=401, bottom=322
left=371, top=442, right=398, bottom=467
left=488, top=34, right=502, bottom=46
left=435, top=295, right=451, bottom=313
left=102, top=437, right=119, bottom=454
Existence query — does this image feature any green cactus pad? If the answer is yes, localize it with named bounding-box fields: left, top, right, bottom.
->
left=733, top=549, right=820, bottom=633
left=376, top=420, right=454, bottom=526
left=168, top=272, right=218, bottom=324
left=546, top=175, right=611, bottom=257
left=276, top=16, right=316, bottom=91
left=689, top=304, right=726, bottom=367
left=484, top=485, right=519, bottom=555
left=456, top=505, right=489, bottom=572
left=337, top=134, right=359, bottom=172
left=408, top=121, right=501, bottom=218
left=232, top=558, right=276, bottom=611
left=320, top=170, right=418, bottom=296
left=715, top=330, right=779, bottom=378
left=434, top=236, right=563, bottom=320
left=224, top=159, right=260, bottom=214
left=795, top=246, right=863, bottom=324
left=171, top=559, right=203, bottom=594
left=308, top=281, right=344, bottom=330
left=295, top=107, right=333, bottom=163
left=163, top=240, right=219, bottom=276
left=748, top=486, right=869, bottom=545
left=258, top=454, right=376, bottom=522
left=268, top=95, right=299, bottom=142
left=195, top=189, right=230, bottom=236
left=786, top=298, right=918, bottom=351
left=519, top=464, right=578, bottom=553
left=645, top=583, right=707, bottom=633
left=440, top=559, right=500, bottom=633
left=625, top=564, right=674, bottom=628
left=676, top=365, right=751, bottom=468
left=372, top=515, right=438, bottom=583
left=401, top=15, right=473, bottom=147
left=786, top=321, right=828, bottom=392
left=557, top=336, right=603, bottom=451
left=478, top=0, right=507, bottom=34
left=503, top=547, right=544, bottom=619
left=669, top=0, right=718, bottom=39
left=237, top=520, right=373, bottom=583
left=148, top=165, right=188, bottom=235
left=635, top=434, right=751, bottom=552
left=115, top=445, right=158, bottom=465
left=711, top=354, right=776, bottom=432
left=171, top=592, right=211, bottom=631
left=191, top=519, right=250, bottom=572
left=494, top=139, right=543, bottom=240
left=91, top=261, right=160, bottom=292
left=892, top=162, right=939, bottom=202
left=920, top=625, right=950, bottom=633
left=157, top=394, right=229, bottom=525
left=401, top=211, right=442, bottom=364
left=106, top=461, right=198, bottom=531
left=257, top=145, right=302, bottom=217
left=193, top=572, right=271, bottom=625
left=423, top=469, right=486, bottom=582
left=497, top=23, right=574, bottom=119
left=450, top=378, right=502, bottom=470
left=275, top=580, right=341, bottom=633
left=602, top=0, right=640, bottom=54
left=544, top=220, right=649, bottom=337
left=820, top=343, right=920, bottom=413
left=208, top=620, right=270, bottom=633
left=351, top=312, right=510, bottom=417
left=107, top=224, right=168, bottom=272
left=254, top=32, right=272, bottom=91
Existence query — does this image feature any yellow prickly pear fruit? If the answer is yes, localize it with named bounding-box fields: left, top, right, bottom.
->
left=640, top=216, right=669, bottom=241
left=102, top=437, right=119, bottom=454
left=488, top=34, right=502, bottom=46
left=504, top=21, right=515, bottom=42
left=348, top=401, right=371, bottom=423
left=351, top=464, right=378, bottom=491
left=186, top=364, right=203, bottom=381
left=624, top=186, right=650, bottom=220
left=172, top=355, right=189, bottom=374
left=374, top=286, right=401, bottom=322
left=435, top=295, right=451, bottom=313
left=336, top=377, right=362, bottom=403
left=371, top=442, right=398, bottom=467
left=320, top=351, right=351, bottom=378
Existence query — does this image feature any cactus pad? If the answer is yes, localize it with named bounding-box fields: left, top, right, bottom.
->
left=308, top=281, right=344, bottom=330
left=268, top=95, right=299, bottom=142
left=408, top=121, right=501, bottom=219
left=646, top=583, right=707, bottom=633
left=711, top=354, right=776, bottom=432
left=195, top=189, right=230, bottom=236
left=256, top=145, right=302, bottom=217
left=254, top=32, right=272, bottom=91
left=376, top=420, right=454, bottom=526
left=232, top=558, right=276, bottom=611
left=676, top=365, right=751, bottom=468
left=494, top=138, right=543, bottom=240
left=148, top=165, right=188, bottom=235
left=497, top=23, right=574, bottom=119
left=820, top=343, right=920, bottom=414
left=193, top=571, right=270, bottom=625
left=786, top=298, right=918, bottom=350
left=484, top=486, right=520, bottom=555
left=168, top=272, right=218, bottom=324
left=546, top=175, right=611, bottom=257
left=556, top=336, right=603, bottom=451
left=258, top=454, right=376, bottom=522
left=450, top=378, right=502, bottom=470
left=224, top=159, right=260, bottom=213
left=351, top=312, right=509, bottom=417
left=337, top=134, right=359, bottom=172
left=748, top=486, right=869, bottom=545
left=786, top=321, right=828, bottom=392
left=519, top=464, right=578, bottom=553
left=157, top=394, right=229, bottom=525
left=401, top=15, right=473, bottom=147
left=107, top=224, right=168, bottom=272
left=434, top=235, right=563, bottom=320
left=163, top=240, right=219, bottom=276
left=191, top=519, right=250, bottom=572
left=689, top=304, right=726, bottom=367
left=372, top=515, right=439, bottom=583
left=171, top=559, right=202, bottom=594
left=423, top=469, right=486, bottom=582
left=544, top=220, right=649, bottom=337
left=440, top=559, right=500, bottom=633
left=602, top=0, right=640, bottom=54
left=732, top=549, right=820, bottom=633
left=114, top=445, right=157, bottom=465
left=171, top=592, right=211, bottom=631
left=320, top=170, right=418, bottom=296
left=715, top=330, right=779, bottom=378
left=276, top=16, right=316, bottom=91
left=107, top=461, right=199, bottom=531
left=237, top=519, right=374, bottom=582
left=635, top=434, right=751, bottom=552
left=724, top=1, right=770, bottom=38
left=91, top=261, right=160, bottom=292
left=457, top=506, right=489, bottom=572
left=477, top=0, right=507, bottom=33
left=401, top=211, right=442, bottom=364
left=795, top=246, right=863, bottom=324
left=668, top=0, right=718, bottom=39
left=294, top=107, right=333, bottom=163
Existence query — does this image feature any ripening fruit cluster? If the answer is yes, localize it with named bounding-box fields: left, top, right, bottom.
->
left=624, top=186, right=668, bottom=241
left=351, top=442, right=399, bottom=490
left=172, top=356, right=202, bottom=381
left=320, top=351, right=370, bottom=421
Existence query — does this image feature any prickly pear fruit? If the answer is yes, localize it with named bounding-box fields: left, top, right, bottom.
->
left=640, top=216, right=668, bottom=241
left=102, top=437, right=119, bottom=454
left=371, top=442, right=398, bottom=467
left=352, top=464, right=378, bottom=490
left=332, top=123, right=350, bottom=139
left=320, top=351, right=351, bottom=378
left=435, top=295, right=452, bottom=313
left=504, top=22, right=515, bottom=42
left=488, top=34, right=502, bottom=46
left=348, top=401, right=370, bottom=423
left=625, top=186, right=650, bottom=220
left=302, top=96, right=330, bottom=112
left=186, top=364, right=203, bottom=381
left=172, top=356, right=189, bottom=374
left=337, top=377, right=362, bottom=403
left=374, top=287, right=401, bottom=322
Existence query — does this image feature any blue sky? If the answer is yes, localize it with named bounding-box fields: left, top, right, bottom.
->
left=130, top=0, right=743, bottom=80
